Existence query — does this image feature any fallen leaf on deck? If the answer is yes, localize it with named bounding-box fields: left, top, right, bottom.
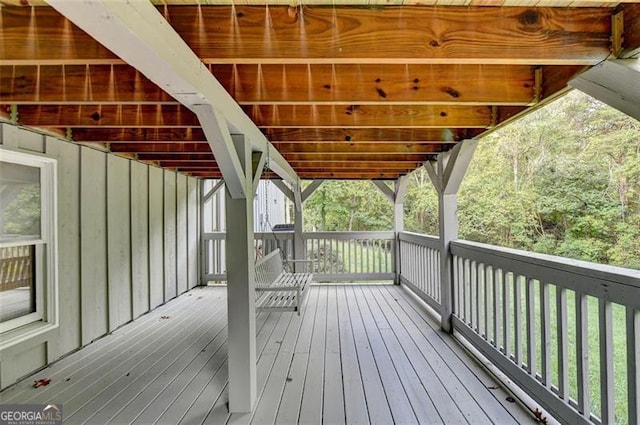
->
left=33, top=378, right=51, bottom=388
left=286, top=376, right=293, bottom=382
left=160, top=315, right=170, bottom=319
left=506, top=396, right=515, bottom=403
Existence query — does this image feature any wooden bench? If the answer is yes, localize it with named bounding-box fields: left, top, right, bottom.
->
left=254, top=249, right=313, bottom=315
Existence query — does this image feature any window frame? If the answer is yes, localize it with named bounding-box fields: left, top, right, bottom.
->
left=0, top=147, right=58, bottom=339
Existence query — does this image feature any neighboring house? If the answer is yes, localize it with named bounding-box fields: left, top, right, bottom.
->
left=203, top=180, right=290, bottom=233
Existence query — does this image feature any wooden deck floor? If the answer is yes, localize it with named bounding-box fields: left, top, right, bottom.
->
left=1, top=285, right=536, bottom=425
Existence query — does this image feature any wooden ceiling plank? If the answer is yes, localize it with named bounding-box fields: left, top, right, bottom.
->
left=287, top=160, right=424, bottom=169
left=109, top=142, right=211, bottom=153
left=7, top=104, right=200, bottom=127
left=246, top=104, right=492, bottom=127
left=210, top=63, right=536, bottom=105
left=159, top=6, right=613, bottom=65
left=295, top=172, right=406, bottom=179
left=69, top=128, right=207, bottom=142
left=137, top=153, right=215, bottom=161
left=282, top=153, right=434, bottom=161
left=3, top=63, right=586, bottom=107
left=273, top=142, right=449, bottom=153
left=68, top=127, right=481, bottom=143
left=0, top=65, right=175, bottom=104
left=1, top=6, right=612, bottom=65
left=263, top=128, right=483, bottom=142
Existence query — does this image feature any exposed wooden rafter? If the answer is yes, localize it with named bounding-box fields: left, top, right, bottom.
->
left=0, top=2, right=633, bottom=181
left=1, top=6, right=612, bottom=65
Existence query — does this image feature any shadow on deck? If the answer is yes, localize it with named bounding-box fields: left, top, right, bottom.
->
left=1, top=285, right=536, bottom=425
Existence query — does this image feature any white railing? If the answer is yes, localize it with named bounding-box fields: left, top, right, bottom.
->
left=397, top=233, right=640, bottom=425
left=397, top=232, right=441, bottom=312
left=304, top=231, right=395, bottom=281
left=202, top=231, right=395, bottom=283
left=451, top=241, right=640, bottom=425
left=202, top=232, right=226, bottom=281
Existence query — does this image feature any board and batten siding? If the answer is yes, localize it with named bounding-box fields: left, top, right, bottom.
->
left=0, top=123, right=201, bottom=389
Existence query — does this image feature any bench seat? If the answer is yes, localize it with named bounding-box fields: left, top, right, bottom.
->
left=255, top=249, right=312, bottom=315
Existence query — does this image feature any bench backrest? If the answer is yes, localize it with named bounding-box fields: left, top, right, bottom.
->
left=255, top=249, right=284, bottom=289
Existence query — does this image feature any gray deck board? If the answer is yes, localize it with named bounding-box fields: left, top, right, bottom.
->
left=298, top=285, right=327, bottom=425
left=322, top=286, right=346, bottom=425
left=2, top=285, right=536, bottom=425
left=350, top=286, right=419, bottom=425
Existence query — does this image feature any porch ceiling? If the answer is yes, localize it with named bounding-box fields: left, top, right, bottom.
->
left=1, top=1, right=639, bottom=180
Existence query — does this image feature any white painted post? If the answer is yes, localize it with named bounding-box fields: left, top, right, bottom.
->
left=438, top=192, right=458, bottom=333
left=371, top=179, right=407, bottom=284
left=393, top=177, right=408, bottom=285
left=425, top=140, right=478, bottom=332
left=225, top=134, right=257, bottom=413
left=294, top=186, right=305, bottom=272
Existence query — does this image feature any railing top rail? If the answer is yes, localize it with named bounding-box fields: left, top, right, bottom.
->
left=255, top=232, right=294, bottom=240
left=451, top=239, right=640, bottom=308
left=303, top=231, right=394, bottom=239
left=398, top=231, right=440, bottom=249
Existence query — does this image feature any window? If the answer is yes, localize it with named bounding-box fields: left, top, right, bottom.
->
left=0, top=147, right=57, bottom=336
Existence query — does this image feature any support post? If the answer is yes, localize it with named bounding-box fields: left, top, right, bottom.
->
left=293, top=184, right=305, bottom=272
left=372, top=178, right=408, bottom=285
left=425, top=140, right=478, bottom=332
left=225, top=134, right=256, bottom=413
left=438, top=191, right=458, bottom=333
left=394, top=176, right=409, bottom=284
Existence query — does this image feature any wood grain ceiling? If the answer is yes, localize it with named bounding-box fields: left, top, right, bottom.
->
left=1, top=2, right=639, bottom=180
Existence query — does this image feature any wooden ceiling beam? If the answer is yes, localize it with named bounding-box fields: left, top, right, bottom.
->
left=293, top=172, right=406, bottom=179
left=137, top=153, right=215, bottom=161
left=6, top=104, right=199, bottom=127
left=155, top=160, right=423, bottom=170
left=210, top=63, right=537, bottom=105
left=1, top=6, right=612, bottom=65
left=156, top=160, right=218, bottom=168
left=273, top=142, right=448, bottom=154
left=0, top=65, right=174, bottom=105
left=2, top=63, right=575, bottom=106
left=7, top=104, right=521, bottom=129
left=289, top=160, right=423, bottom=169
left=69, top=127, right=477, bottom=143
left=263, top=128, right=482, bottom=142
left=246, top=105, right=492, bottom=128
left=108, top=142, right=210, bottom=153
left=69, top=128, right=206, bottom=142
left=105, top=141, right=447, bottom=154
left=282, top=153, right=433, bottom=161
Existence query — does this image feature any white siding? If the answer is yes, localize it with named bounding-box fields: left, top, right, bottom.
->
left=0, top=123, right=201, bottom=389
left=176, top=174, right=188, bottom=295
left=131, top=162, right=150, bottom=318
left=80, top=147, right=109, bottom=345
left=107, top=155, right=133, bottom=331
left=148, top=166, right=165, bottom=309
left=163, top=171, right=177, bottom=301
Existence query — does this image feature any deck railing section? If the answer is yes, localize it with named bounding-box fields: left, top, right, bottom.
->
left=304, top=231, right=395, bottom=281
left=202, top=231, right=394, bottom=283
left=397, top=232, right=441, bottom=312
left=449, top=240, right=640, bottom=425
